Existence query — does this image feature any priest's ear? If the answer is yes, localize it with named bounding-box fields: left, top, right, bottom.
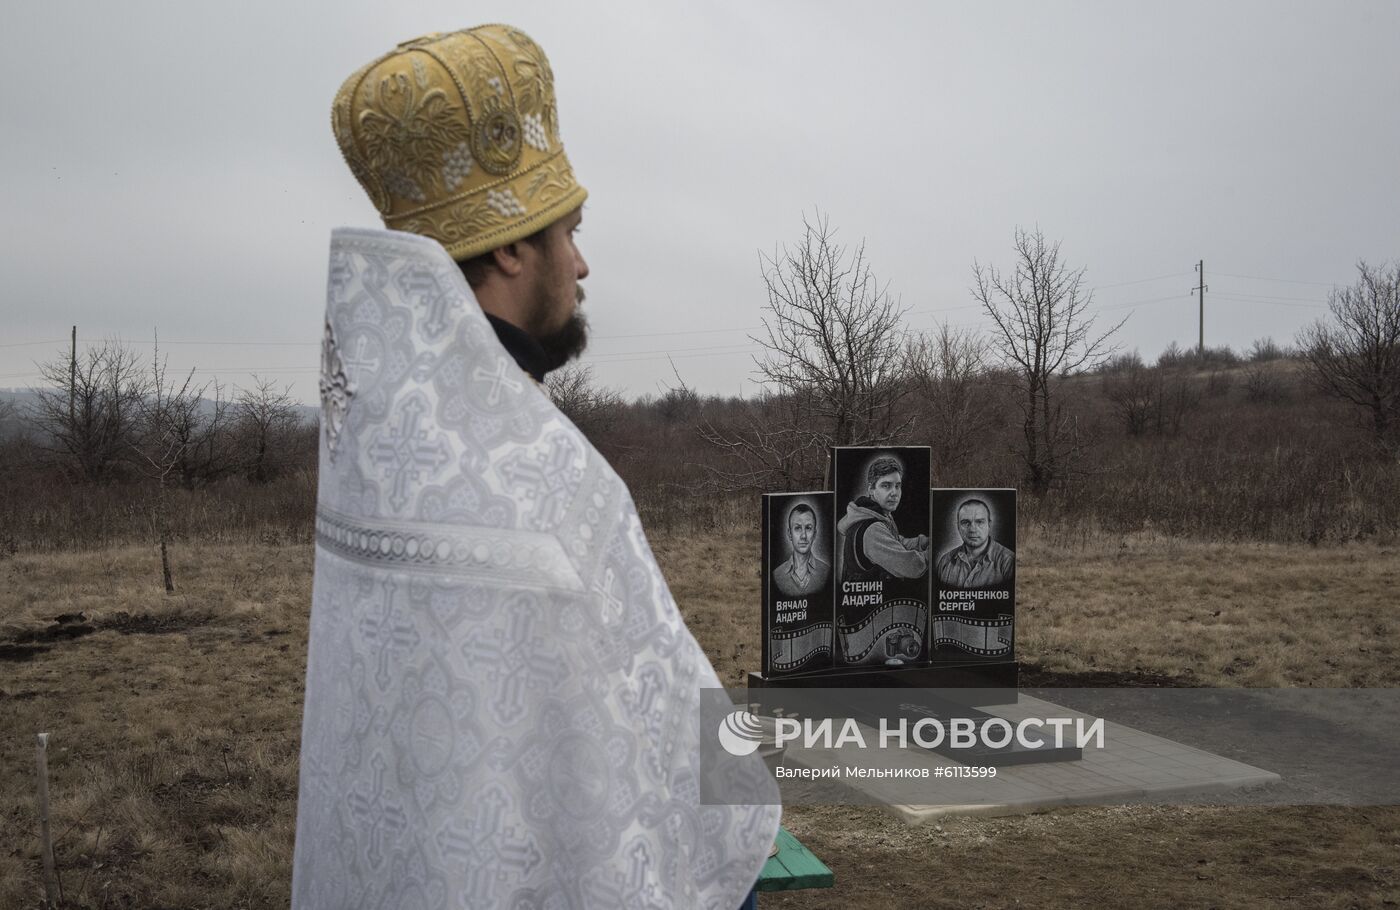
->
left=457, top=232, right=546, bottom=289
left=457, top=243, right=525, bottom=288
left=488, top=241, right=527, bottom=279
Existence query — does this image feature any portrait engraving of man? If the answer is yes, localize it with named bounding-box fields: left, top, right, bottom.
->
left=837, top=455, right=929, bottom=582
left=830, top=447, right=932, bottom=668
left=771, top=502, right=831, bottom=597
left=936, top=497, right=1015, bottom=589
left=762, top=492, right=835, bottom=676
left=931, top=488, right=1017, bottom=662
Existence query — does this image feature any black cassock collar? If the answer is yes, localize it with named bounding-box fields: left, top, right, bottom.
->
left=485, top=313, right=549, bottom=383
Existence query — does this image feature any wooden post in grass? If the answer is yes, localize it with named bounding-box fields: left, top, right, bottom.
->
left=36, top=732, right=60, bottom=908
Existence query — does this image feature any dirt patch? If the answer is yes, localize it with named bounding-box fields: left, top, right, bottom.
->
left=13, top=620, right=96, bottom=644
left=101, top=611, right=210, bottom=635
left=0, top=643, right=51, bottom=662
left=0, top=610, right=215, bottom=661
left=150, top=770, right=247, bottom=804
left=2, top=612, right=96, bottom=657
left=150, top=771, right=256, bottom=828
left=1019, top=664, right=1201, bottom=687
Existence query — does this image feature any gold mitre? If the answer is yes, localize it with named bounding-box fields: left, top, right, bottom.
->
left=332, top=26, right=588, bottom=260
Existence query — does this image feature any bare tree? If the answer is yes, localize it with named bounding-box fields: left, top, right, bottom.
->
left=235, top=376, right=301, bottom=483
left=161, top=380, right=235, bottom=487
left=31, top=340, right=147, bottom=482
left=752, top=211, right=910, bottom=446
left=973, top=227, right=1123, bottom=493
left=902, top=323, right=992, bottom=474
left=132, top=340, right=209, bottom=592
left=1298, top=260, right=1400, bottom=456
left=545, top=364, right=623, bottom=444
left=703, top=212, right=910, bottom=491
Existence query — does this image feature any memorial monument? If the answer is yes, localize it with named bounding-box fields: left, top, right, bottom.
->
left=754, top=447, right=1018, bottom=689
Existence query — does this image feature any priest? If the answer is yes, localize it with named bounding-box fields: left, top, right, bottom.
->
left=292, top=25, right=781, bottom=909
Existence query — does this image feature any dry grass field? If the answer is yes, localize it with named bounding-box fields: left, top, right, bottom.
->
left=2, top=529, right=1398, bottom=908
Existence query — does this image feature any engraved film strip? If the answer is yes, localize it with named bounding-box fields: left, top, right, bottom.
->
left=932, top=614, right=1014, bottom=656
left=768, top=622, right=834, bottom=671
left=836, top=600, right=929, bottom=663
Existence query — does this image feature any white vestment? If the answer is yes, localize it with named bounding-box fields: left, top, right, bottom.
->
left=292, top=228, right=780, bottom=909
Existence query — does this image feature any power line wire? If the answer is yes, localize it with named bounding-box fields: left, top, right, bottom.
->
left=0, top=339, right=65, bottom=349
left=1205, top=289, right=1326, bottom=303
left=588, top=343, right=763, bottom=362
left=1212, top=271, right=1335, bottom=287
left=591, top=325, right=763, bottom=340
left=587, top=348, right=761, bottom=365
left=1090, top=271, right=1193, bottom=290
left=1096, top=293, right=1190, bottom=312
left=1210, top=294, right=1327, bottom=309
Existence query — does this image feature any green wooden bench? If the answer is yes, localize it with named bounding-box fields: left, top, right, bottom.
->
left=750, top=826, right=834, bottom=905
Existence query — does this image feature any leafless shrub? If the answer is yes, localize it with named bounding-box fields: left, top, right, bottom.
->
left=697, top=391, right=828, bottom=493
left=545, top=364, right=626, bottom=451
left=234, top=377, right=304, bottom=483
left=1242, top=362, right=1291, bottom=404
left=1205, top=366, right=1234, bottom=398
left=30, top=340, right=148, bottom=483
left=1297, top=260, right=1400, bottom=456
left=900, top=323, right=994, bottom=475
left=1205, top=345, right=1240, bottom=367
left=656, top=376, right=701, bottom=426
left=1249, top=336, right=1290, bottom=362
left=1096, top=350, right=1146, bottom=375
left=1155, top=367, right=1201, bottom=434
left=1157, top=341, right=1186, bottom=368
left=1102, top=359, right=1158, bottom=436
left=1158, top=341, right=1240, bottom=370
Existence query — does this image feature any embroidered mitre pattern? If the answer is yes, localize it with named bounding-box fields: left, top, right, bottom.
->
left=331, top=26, right=586, bottom=261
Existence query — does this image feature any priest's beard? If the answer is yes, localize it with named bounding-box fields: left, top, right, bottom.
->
left=537, top=285, right=588, bottom=372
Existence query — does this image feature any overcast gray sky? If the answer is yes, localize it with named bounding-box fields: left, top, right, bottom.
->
left=4, top=0, right=1398, bottom=402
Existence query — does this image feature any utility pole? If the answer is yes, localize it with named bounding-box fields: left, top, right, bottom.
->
left=1192, top=261, right=1207, bottom=355
left=69, top=325, right=76, bottom=427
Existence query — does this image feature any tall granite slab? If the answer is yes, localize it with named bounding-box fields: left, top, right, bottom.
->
left=931, top=488, right=1017, bottom=664
left=829, top=447, right=933, bottom=669
left=761, top=492, right=836, bottom=677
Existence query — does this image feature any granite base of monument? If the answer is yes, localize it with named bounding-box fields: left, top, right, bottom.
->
left=747, top=658, right=1019, bottom=703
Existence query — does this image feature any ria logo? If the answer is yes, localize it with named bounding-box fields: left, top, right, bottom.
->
left=717, top=710, right=766, bottom=756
